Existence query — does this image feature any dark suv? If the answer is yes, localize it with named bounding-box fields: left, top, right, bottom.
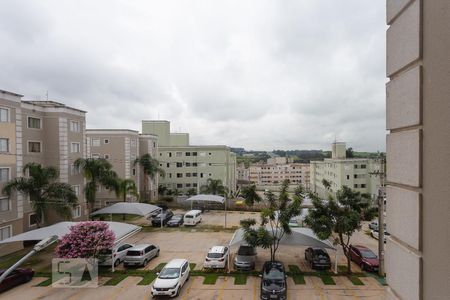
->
left=151, top=210, right=174, bottom=227
left=260, top=261, right=287, bottom=300
left=304, top=247, right=331, bottom=270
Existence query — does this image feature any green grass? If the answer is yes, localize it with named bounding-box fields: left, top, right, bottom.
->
left=348, top=275, right=364, bottom=285
left=319, top=275, right=336, bottom=285
left=202, top=274, right=218, bottom=284
left=288, top=265, right=301, bottom=274
left=104, top=274, right=128, bottom=286
left=152, top=263, right=167, bottom=272
left=233, top=274, right=247, bottom=285
left=292, top=274, right=306, bottom=284
left=35, top=277, right=53, bottom=287
left=189, top=263, right=196, bottom=270
left=137, top=273, right=157, bottom=285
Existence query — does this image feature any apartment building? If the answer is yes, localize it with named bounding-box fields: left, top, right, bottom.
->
left=142, top=120, right=236, bottom=194
left=249, top=157, right=310, bottom=189
left=237, top=163, right=250, bottom=181
left=385, top=1, right=450, bottom=299
left=309, top=142, right=381, bottom=199
left=0, top=90, right=88, bottom=255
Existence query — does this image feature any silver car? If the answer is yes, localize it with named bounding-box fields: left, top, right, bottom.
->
left=233, top=245, right=257, bottom=271
left=123, top=244, right=160, bottom=267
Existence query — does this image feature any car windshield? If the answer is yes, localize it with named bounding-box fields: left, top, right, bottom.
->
left=264, top=265, right=285, bottom=280
left=314, top=250, right=327, bottom=257
left=158, top=267, right=180, bottom=279
left=237, top=246, right=255, bottom=256
left=360, top=250, right=377, bottom=259
left=207, top=252, right=223, bottom=258
left=263, top=278, right=285, bottom=288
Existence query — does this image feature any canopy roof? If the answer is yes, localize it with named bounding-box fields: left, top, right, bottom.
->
left=90, top=202, right=160, bottom=216
left=229, top=227, right=335, bottom=250
left=0, top=221, right=141, bottom=245
left=186, top=194, right=225, bottom=204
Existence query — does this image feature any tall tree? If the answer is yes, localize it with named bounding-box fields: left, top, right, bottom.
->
left=241, top=180, right=302, bottom=261
left=74, top=158, right=118, bottom=214
left=114, top=178, right=139, bottom=202
left=305, top=186, right=377, bottom=273
left=240, top=184, right=261, bottom=206
left=200, top=178, right=226, bottom=196
left=133, top=154, right=165, bottom=202
left=2, top=163, right=78, bottom=227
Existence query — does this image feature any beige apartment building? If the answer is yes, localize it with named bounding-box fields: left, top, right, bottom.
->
left=309, top=142, right=382, bottom=200
left=385, top=1, right=450, bottom=299
left=249, top=157, right=310, bottom=190
left=86, top=129, right=159, bottom=207
left=236, top=163, right=250, bottom=182
left=0, top=90, right=88, bottom=255
left=142, top=120, right=236, bottom=194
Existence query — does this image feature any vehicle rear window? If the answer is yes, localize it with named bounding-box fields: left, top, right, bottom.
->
left=238, top=247, right=255, bottom=256
left=207, top=252, right=223, bottom=258
left=127, top=250, right=142, bottom=256
left=185, top=215, right=193, bottom=219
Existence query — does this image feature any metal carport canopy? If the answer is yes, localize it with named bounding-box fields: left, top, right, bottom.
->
left=90, top=202, right=160, bottom=217
left=185, top=194, right=225, bottom=203
left=229, top=227, right=335, bottom=250
left=0, top=221, right=142, bottom=246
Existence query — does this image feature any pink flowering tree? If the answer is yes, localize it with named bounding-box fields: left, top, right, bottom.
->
left=55, top=221, right=115, bottom=259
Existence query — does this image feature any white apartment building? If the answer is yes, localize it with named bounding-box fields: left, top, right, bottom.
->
left=309, top=142, right=382, bottom=199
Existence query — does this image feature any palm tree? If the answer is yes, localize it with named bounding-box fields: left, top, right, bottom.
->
left=133, top=154, right=165, bottom=202
left=74, top=158, right=118, bottom=214
left=2, top=163, right=78, bottom=227
left=200, top=178, right=226, bottom=196
left=114, top=178, right=139, bottom=202
left=240, top=184, right=262, bottom=206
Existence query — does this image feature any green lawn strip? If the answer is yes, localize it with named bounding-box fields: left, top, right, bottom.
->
left=202, top=274, right=218, bottom=285
left=287, top=265, right=305, bottom=284
left=35, top=277, right=53, bottom=287
left=104, top=274, right=128, bottom=286
left=348, top=275, right=364, bottom=285
left=189, top=263, right=196, bottom=271
left=137, top=273, right=157, bottom=285
left=319, top=274, right=336, bottom=285
left=233, top=274, right=247, bottom=285
left=367, top=273, right=387, bottom=286
left=288, top=265, right=301, bottom=274
left=152, top=263, right=167, bottom=272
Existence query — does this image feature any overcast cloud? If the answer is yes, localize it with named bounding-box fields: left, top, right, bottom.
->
left=0, top=0, right=386, bottom=151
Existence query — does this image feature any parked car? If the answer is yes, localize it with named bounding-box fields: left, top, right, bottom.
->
left=233, top=245, right=257, bottom=271
left=98, top=243, right=134, bottom=267
left=149, top=208, right=162, bottom=219
left=151, top=259, right=190, bottom=298
left=371, top=229, right=390, bottom=243
left=260, top=261, right=287, bottom=300
left=288, top=217, right=300, bottom=227
left=123, top=244, right=159, bottom=267
left=349, top=245, right=379, bottom=272
left=152, top=210, right=174, bottom=227
left=167, top=214, right=184, bottom=227
left=183, top=210, right=202, bottom=226
left=204, top=246, right=229, bottom=269
left=368, top=221, right=386, bottom=231
left=304, top=247, right=331, bottom=270
left=0, top=268, right=34, bottom=293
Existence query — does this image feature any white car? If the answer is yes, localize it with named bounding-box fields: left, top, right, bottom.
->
left=203, top=246, right=229, bottom=269
left=151, top=259, right=190, bottom=298
left=371, top=229, right=390, bottom=243
left=98, top=243, right=134, bottom=267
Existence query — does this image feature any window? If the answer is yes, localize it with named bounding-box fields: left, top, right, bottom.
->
left=361, top=164, right=367, bottom=169
left=69, top=120, right=80, bottom=132
left=0, top=168, right=10, bottom=182
left=166, top=163, right=170, bottom=168
left=186, top=173, right=191, bottom=177
left=192, top=172, right=197, bottom=177
left=185, top=152, right=191, bottom=156
left=104, top=139, right=110, bottom=144
left=153, top=142, right=156, bottom=147
left=169, top=173, right=172, bottom=178
left=0, top=226, right=11, bottom=241
left=209, top=152, right=212, bottom=155
left=192, top=152, right=197, bottom=156
left=354, top=184, right=359, bottom=188
left=72, top=206, right=81, bottom=218
left=176, top=162, right=183, bottom=168
left=176, top=152, right=182, bottom=157
left=354, top=164, right=358, bottom=169
left=0, top=138, right=8, bottom=152
left=186, top=183, right=191, bottom=187
left=177, top=173, right=183, bottom=178
left=91, top=153, right=100, bottom=159
left=193, top=183, right=198, bottom=187
left=200, top=173, right=204, bottom=178
left=168, top=152, right=172, bottom=157
left=132, top=168, right=136, bottom=176
left=27, top=117, right=41, bottom=129
left=186, top=162, right=191, bottom=167
left=346, top=175, right=350, bottom=180
left=71, top=164, right=80, bottom=175
left=0, top=198, right=10, bottom=212
left=28, top=141, right=41, bottom=153
left=193, top=162, right=198, bottom=167
left=71, top=142, right=80, bottom=153
left=72, top=185, right=80, bottom=196
left=0, top=107, right=9, bottom=122
left=361, top=184, right=366, bottom=188
left=91, top=138, right=100, bottom=147
left=177, top=183, right=183, bottom=188
left=29, top=213, right=38, bottom=227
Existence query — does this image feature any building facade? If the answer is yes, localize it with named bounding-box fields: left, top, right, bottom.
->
left=248, top=157, right=310, bottom=190
left=309, top=142, right=381, bottom=199
left=0, top=90, right=88, bottom=255
left=385, top=1, right=450, bottom=299
left=142, top=120, right=236, bottom=194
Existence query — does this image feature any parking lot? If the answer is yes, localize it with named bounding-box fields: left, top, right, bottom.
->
left=0, top=210, right=394, bottom=299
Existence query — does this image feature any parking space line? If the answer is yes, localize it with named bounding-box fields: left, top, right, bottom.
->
left=217, top=276, right=228, bottom=300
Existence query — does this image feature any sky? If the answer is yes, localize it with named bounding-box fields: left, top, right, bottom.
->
left=0, top=0, right=387, bottom=152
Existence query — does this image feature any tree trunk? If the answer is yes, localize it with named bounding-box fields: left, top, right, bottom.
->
left=143, top=175, right=148, bottom=203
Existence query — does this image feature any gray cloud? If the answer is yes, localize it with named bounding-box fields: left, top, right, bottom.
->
left=0, top=0, right=386, bottom=152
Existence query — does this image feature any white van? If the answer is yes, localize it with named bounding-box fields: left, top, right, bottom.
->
left=183, top=210, right=202, bottom=226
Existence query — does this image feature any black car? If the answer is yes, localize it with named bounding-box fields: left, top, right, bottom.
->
left=260, top=261, right=287, bottom=300
left=0, top=268, right=34, bottom=293
left=151, top=210, right=174, bottom=227
left=166, top=214, right=184, bottom=227
left=304, top=247, right=331, bottom=270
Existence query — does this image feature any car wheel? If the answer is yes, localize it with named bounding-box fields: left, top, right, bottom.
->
left=24, top=275, right=32, bottom=283
left=186, top=275, right=190, bottom=282
left=114, top=259, right=120, bottom=267
left=360, top=263, right=365, bottom=271
left=156, top=250, right=160, bottom=257
left=175, top=286, right=180, bottom=297
left=143, top=259, right=149, bottom=266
